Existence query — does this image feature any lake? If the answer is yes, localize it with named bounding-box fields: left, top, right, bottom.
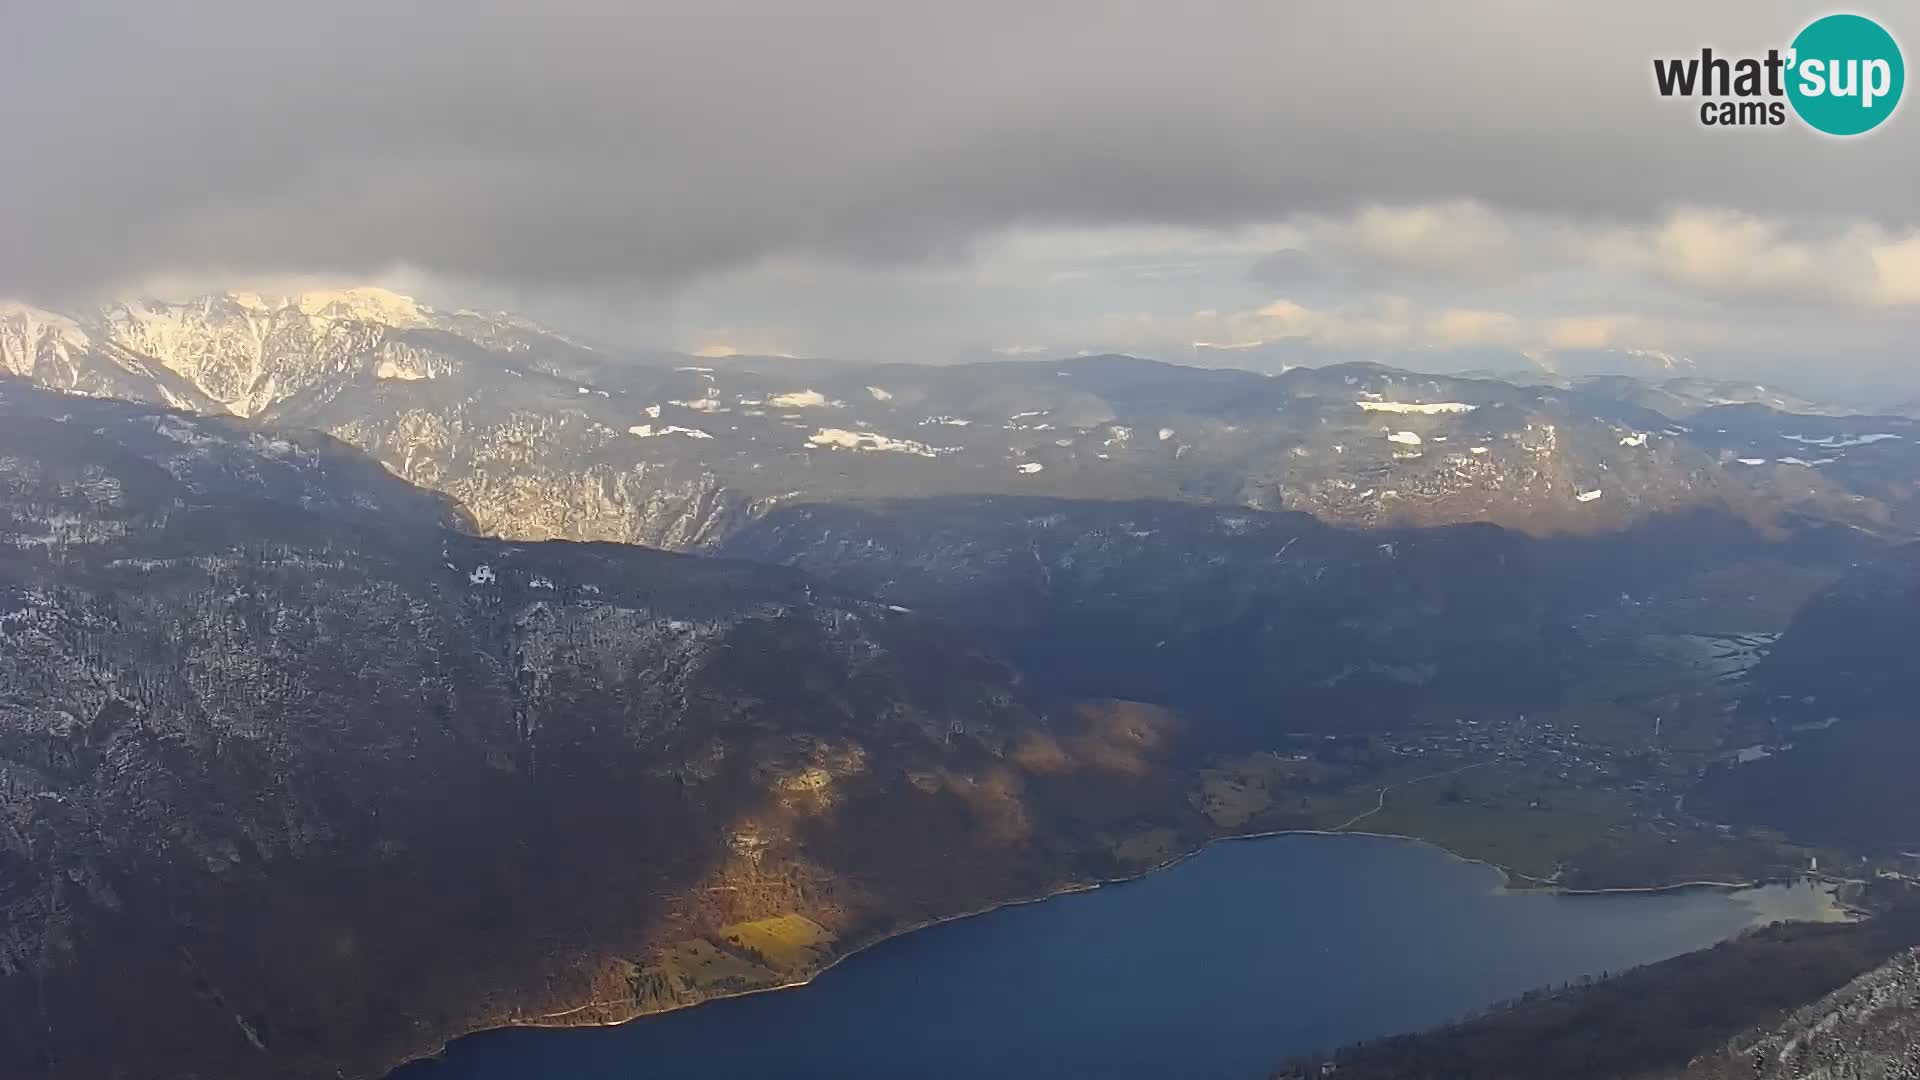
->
left=394, top=833, right=1841, bottom=1080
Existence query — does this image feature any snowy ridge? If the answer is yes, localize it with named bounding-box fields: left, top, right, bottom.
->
left=1358, top=400, right=1476, bottom=415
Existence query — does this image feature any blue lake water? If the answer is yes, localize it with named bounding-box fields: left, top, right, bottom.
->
left=394, top=833, right=1838, bottom=1080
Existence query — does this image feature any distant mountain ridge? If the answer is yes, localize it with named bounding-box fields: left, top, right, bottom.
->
left=7, top=289, right=1920, bottom=552
left=1, top=288, right=595, bottom=417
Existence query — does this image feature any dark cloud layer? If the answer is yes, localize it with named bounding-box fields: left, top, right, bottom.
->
left=3, top=0, right=1914, bottom=299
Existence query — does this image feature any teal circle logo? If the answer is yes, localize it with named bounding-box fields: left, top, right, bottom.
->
left=1787, top=14, right=1904, bottom=135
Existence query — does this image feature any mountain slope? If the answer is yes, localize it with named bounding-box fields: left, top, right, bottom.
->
left=0, top=379, right=1188, bottom=1080
left=1673, top=945, right=1920, bottom=1080
left=720, top=496, right=1879, bottom=753
left=1693, top=542, right=1920, bottom=853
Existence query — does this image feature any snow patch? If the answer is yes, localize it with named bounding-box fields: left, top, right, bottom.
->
left=1576, top=489, right=1603, bottom=503
left=1158, top=427, right=1176, bottom=441
left=469, top=564, right=496, bottom=585
left=1015, top=462, right=1045, bottom=474
left=1357, top=401, right=1476, bottom=414
left=1618, top=432, right=1648, bottom=447
left=151, top=416, right=216, bottom=446
left=671, top=395, right=728, bottom=413
left=1782, top=432, right=1903, bottom=448
left=247, top=434, right=300, bottom=459
left=629, top=424, right=713, bottom=439
left=865, top=386, right=894, bottom=401
left=374, top=359, right=430, bottom=381
left=807, top=428, right=947, bottom=457
left=1386, top=431, right=1422, bottom=446
left=770, top=389, right=832, bottom=408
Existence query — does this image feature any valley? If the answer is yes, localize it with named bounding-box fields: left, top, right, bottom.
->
left=13, top=8, right=1920, bottom=1075
left=3, top=291, right=1919, bottom=1078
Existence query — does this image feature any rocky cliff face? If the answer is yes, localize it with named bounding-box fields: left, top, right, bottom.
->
left=0, top=379, right=1188, bottom=1080
left=1679, top=947, right=1920, bottom=1079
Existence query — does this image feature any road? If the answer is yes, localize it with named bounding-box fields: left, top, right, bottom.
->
left=1332, top=760, right=1496, bottom=832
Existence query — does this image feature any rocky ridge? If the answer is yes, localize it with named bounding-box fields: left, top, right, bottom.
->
left=1683, top=947, right=1920, bottom=1079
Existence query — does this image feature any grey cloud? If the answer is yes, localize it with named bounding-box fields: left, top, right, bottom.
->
left=1247, top=247, right=1409, bottom=295
left=3, top=0, right=1915, bottom=300
left=1247, top=250, right=1330, bottom=289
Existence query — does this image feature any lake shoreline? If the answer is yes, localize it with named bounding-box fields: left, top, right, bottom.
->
left=386, top=824, right=1840, bottom=1077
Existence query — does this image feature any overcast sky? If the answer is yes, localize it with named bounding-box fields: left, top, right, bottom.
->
left=4, top=1, right=1917, bottom=387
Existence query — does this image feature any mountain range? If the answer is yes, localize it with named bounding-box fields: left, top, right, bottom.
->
left=5, top=287, right=1920, bottom=1077
left=9, top=288, right=1920, bottom=552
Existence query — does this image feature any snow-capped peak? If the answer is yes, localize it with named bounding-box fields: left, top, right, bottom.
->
left=293, top=287, right=430, bottom=327
left=0, top=302, right=91, bottom=350
left=0, top=302, right=95, bottom=380
left=0, top=283, right=560, bottom=421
